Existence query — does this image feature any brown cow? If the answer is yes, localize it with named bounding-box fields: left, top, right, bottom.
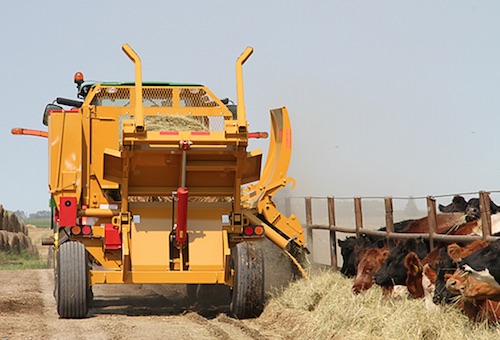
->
left=446, top=270, right=500, bottom=301
left=446, top=270, right=500, bottom=324
left=352, top=247, right=389, bottom=294
left=404, top=246, right=442, bottom=300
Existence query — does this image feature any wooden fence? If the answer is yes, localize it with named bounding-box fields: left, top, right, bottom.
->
left=303, top=191, right=500, bottom=271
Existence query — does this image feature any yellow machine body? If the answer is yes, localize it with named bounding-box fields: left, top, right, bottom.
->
left=46, top=44, right=305, bottom=286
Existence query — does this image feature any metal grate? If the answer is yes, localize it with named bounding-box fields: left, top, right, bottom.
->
left=92, top=87, right=131, bottom=106
left=93, top=86, right=222, bottom=108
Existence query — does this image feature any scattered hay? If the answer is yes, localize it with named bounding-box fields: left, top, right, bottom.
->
left=259, top=270, right=500, bottom=339
left=128, top=196, right=233, bottom=203
left=144, top=115, right=208, bottom=132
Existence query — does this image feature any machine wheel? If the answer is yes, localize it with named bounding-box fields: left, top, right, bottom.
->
left=56, top=241, right=90, bottom=318
left=229, top=241, right=264, bottom=319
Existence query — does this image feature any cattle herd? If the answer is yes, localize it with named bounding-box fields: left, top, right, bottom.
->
left=338, top=195, right=500, bottom=324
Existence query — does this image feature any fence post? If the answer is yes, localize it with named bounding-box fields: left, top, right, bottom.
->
left=354, top=197, right=363, bottom=237
left=305, top=197, right=313, bottom=250
left=328, top=197, right=338, bottom=271
left=384, top=197, right=394, bottom=235
left=479, top=191, right=492, bottom=240
left=426, top=196, right=437, bottom=250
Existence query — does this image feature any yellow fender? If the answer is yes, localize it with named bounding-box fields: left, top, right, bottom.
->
left=243, top=107, right=306, bottom=250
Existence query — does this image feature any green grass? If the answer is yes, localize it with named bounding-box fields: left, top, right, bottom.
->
left=0, top=250, right=47, bottom=270
left=24, top=218, right=51, bottom=228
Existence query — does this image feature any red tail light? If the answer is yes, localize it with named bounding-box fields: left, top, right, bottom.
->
left=81, top=225, right=92, bottom=235
left=243, top=225, right=265, bottom=236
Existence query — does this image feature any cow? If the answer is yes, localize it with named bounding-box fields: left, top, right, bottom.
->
left=352, top=247, right=389, bottom=294
left=446, top=270, right=500, bottom=301
left=465, top=198, right=500, bottom=221
left=403, top=246, right=443, bottom=300
left=459, top=239, right=500, bottom=289
left=432, top=240, right=489, bottom=305
left=439, top=195, right=468, bottom=213
left=422, top=264, right=438, bottom=310
left=338, top=235, right=386, bottom=278
left=404, top=252, right=424, bottom=298
left=338, top=213, right=464, bottom=278
left=373, top=238, right=429, bottom=287
left=438, top=195, right=500, bottom=221
left=445, top=269, right=500, bottom=324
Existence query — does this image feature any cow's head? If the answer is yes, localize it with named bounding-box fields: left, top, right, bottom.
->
left=439, top=195, right=467, bottom=213
left=338, top=237, right=358, bottom=278
left=465, top=198, right=500, bottom=222
left=352, top=247, right=389, bottom=294
left=374, top=238, right=428, bottom=287
left=459, top=239, right=500, bottom=288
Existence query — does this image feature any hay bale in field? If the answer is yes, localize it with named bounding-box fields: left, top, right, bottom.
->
left=0, top=210, right=6, bottom=231
left=0, top=205, right=4, bottom=230
left=0, top=230, right=9, bottom=252
left=16, top=232, right=29, bottom=250
left=6, top=212, right=20, bottom=233
left=7, top=232, right=20, bottom=254
left=0, top=230, right=6, bottom=251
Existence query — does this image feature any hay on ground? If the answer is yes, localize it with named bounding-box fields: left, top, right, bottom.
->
left=258, top=270, right=500, bottom=340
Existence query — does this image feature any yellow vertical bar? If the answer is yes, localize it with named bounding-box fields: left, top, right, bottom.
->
left=235, top=46, right=253, bottom=132
left=122, top=44, right=144, bottom=132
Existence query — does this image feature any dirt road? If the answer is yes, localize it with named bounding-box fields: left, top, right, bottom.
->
left=0, top=269, right=285, bottom=339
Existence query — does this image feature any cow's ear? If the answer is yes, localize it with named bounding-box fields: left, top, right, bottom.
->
left=447, top=243, right=462, bottom=261
left=381, top=249, right=390, bottom=259
left=404, top=252, right=421, bottom=274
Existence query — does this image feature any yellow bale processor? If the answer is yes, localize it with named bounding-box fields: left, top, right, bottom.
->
left=13, top=44, right=306, bottom=319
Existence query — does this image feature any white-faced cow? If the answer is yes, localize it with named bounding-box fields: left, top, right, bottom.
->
left=459, top=239, right=500, bottom=289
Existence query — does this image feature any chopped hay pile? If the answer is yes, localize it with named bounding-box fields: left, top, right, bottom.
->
left=145, top=115, right=208, bottom=131
left=258, top=270, right=500, bottom=339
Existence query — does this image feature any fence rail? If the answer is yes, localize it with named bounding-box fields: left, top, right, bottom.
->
left=303, top=191, right=500, bottom=271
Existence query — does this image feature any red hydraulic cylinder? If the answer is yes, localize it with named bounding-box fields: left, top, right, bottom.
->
left=175, top=187, right=188, bottom=243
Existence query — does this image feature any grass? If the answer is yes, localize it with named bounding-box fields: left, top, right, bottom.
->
left=24, top=217, right=51, bottom=228
left=0, top=250, right=47, bottom=270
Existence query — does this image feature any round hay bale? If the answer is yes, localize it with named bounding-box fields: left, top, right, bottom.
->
left=0, top=205, right=4, bottom=230
left=0, top=230, right=10, bottom=252
left=6, top=212, right=16, bottom=232
left=0, top=211, right=6, bottom=231
left=8, top=232, right=21, bottom=254
left=16, top=232, right=29, bottom=250
left=0, top=231, right=6, bottom=251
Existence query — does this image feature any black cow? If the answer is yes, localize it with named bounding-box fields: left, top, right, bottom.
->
left=438, top=195, right=500, bottom=221
left=338, top=236, right=385, bottom=278
left=373, top=238, right=429, bottom=287
left=459, top=239, right=500, bottom=288
left=464, top=198, right=500, bottom=221
left=432, top=247, right=458, bottom=304
left=438, top=195, right=467, bottom=213
left=337, top=220, right=411, bottom=278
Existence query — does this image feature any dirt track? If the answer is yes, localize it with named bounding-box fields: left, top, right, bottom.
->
left=1, top=228, right=292, bottom=339
left=0, top=269, right=286, bottom=340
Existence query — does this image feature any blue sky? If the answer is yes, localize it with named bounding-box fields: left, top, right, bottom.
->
left=1, top=1, right=499, bottom=213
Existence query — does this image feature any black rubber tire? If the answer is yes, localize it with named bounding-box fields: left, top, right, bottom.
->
left=229, top=241, right=265, bottom=319
left=56, top=241, right=90, bottom=318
